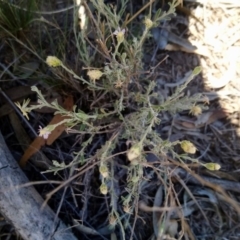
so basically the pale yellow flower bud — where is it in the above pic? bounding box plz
[127,143,142,161]
[46,56,62,67]
[117,32,124,43]
[100,183,108,195]
[204,162,221,171]
[144,18,153,29]
[87,70,103,81]
[189,105,202,116]
[181,140,197,154]
[99,165,109,178]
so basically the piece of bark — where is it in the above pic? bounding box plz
[9,111,52,169]
[0,131,77,240]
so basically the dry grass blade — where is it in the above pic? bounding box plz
[152,185,163,237]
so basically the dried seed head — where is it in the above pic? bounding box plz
[181,140,197,154]
[15,99,31,120]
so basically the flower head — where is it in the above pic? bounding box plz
[144,18,153,29]
[38,125,52,139]
[46,56,62,67]
[181,140,197,154]
[113,27,126,44]
[87,69,103,82]
[189,105,202,116]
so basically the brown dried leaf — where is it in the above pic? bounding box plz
[9,111,51,169]
[195,110,227,127]
[46,95,73,145]
[174,120,196,129]
[19,95,74,167]
[0,86,32,103]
